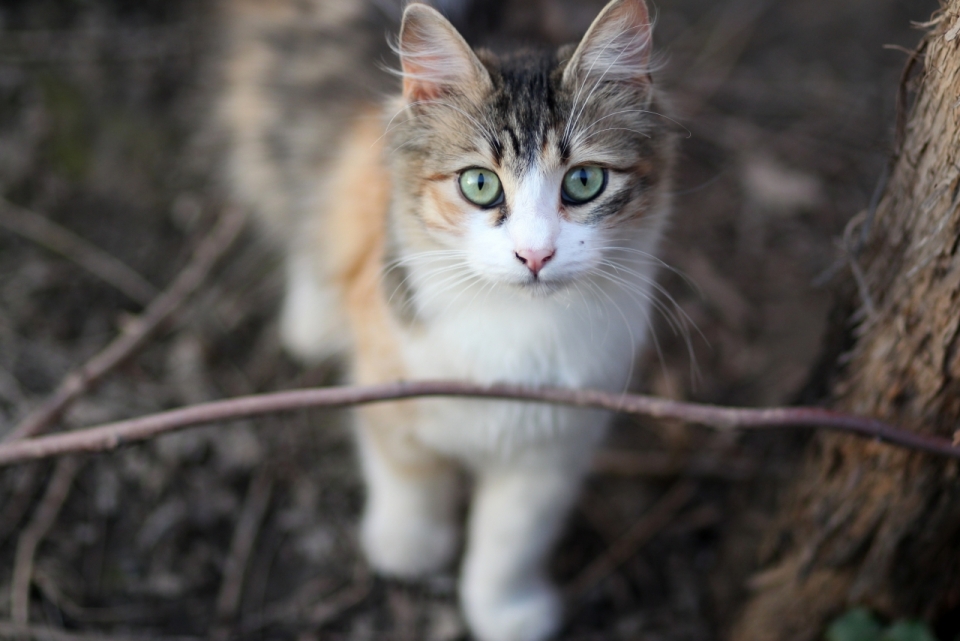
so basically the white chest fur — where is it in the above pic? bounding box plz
[395,261,655,465]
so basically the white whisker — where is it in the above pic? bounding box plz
[591,251,704,383]
[578,108,691,141]
[579,126,652,142]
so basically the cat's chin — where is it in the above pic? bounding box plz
[511,277,570,299]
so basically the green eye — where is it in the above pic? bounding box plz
[562,166,606,204]
[459,168,503,207]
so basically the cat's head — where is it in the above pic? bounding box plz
[386,0,676,297]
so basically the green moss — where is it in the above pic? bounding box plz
[825,609,940,641]
[880,621,938,641]
[826,609,883,641]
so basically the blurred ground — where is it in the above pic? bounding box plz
[0,0,939,639]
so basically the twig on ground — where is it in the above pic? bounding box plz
[574,496,650,609]
[565,481,697,601]
[239,524,284,631]
[0,464,41,546]
[214,469,274,629]
[31,567,156,625]
[0,380,956,467]
[387,586,417,641]
[0,363,27,407]
[304,578,373,627]
[592,449,758,480]
[240,575,373,633]
[3,207,246,443]
[11,456,83,624]
[668,503,724,534]
[0,620,201,641]
[577,495,625,545]
[0,197,157,305]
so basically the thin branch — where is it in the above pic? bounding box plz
[215,469,273,623]
[565,481,696,600]
[0,196,157,304]
[304,579,373,627]
[238,573,373,634]
[0,464,41,546]
[0,380,957,468]
[3,207,246,443]
[11,456,82,624]
[592,449,758,480]
[0,620,200,641]
[0,363,28,406]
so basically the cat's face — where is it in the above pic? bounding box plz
[388,0,674,296]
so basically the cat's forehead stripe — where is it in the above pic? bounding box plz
[490,136,504,166]
[485,49,565,175]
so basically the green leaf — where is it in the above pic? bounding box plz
[880,621,937,641]
[826,608,883,641]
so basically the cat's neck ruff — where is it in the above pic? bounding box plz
[387,212,665,392]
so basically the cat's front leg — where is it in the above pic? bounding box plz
[278,250,349,363]
[461,460,589,641]
[356,421,460,578]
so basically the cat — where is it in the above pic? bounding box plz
[220,1,676,639]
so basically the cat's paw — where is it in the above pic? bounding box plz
[461,579,562,641]
[360,510,458,579]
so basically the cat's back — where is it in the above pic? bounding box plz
[218,0,397,240]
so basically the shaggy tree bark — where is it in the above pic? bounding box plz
[732,3,960,639]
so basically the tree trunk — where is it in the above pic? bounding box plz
[733,3,960,639]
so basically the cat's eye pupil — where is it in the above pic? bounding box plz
[577,169,588,186]
[459,168,503,207]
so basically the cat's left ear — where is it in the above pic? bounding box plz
[563,0,654,89]
[398,3,491,103]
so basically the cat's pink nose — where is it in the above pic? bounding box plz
[515,248,555,276]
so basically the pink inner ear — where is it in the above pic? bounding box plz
[399,4,490,103]
[623,0,651,33]
[399,6,476,103]
[401,54,446,102]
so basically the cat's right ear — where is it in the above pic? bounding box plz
[398,3,490,103]
[563,0,654,90]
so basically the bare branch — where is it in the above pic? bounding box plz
[0,620,200,641]
[3,207,246,443]
[0,196,157,304]
[238,572,373,634]
[214,469,273,624]
[0,464,41,546]
[0,380,957,468]
[565,480,696,600]
[592,449,758,480]
[303,579,373,627]
[11,456,82,624]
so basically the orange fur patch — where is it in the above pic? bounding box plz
[421,183,465,234]
[324,108,431,465]
[322,111,401,380]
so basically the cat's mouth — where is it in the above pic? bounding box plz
[515,274,570,297]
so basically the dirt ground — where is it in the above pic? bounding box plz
[0,0,940,639]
